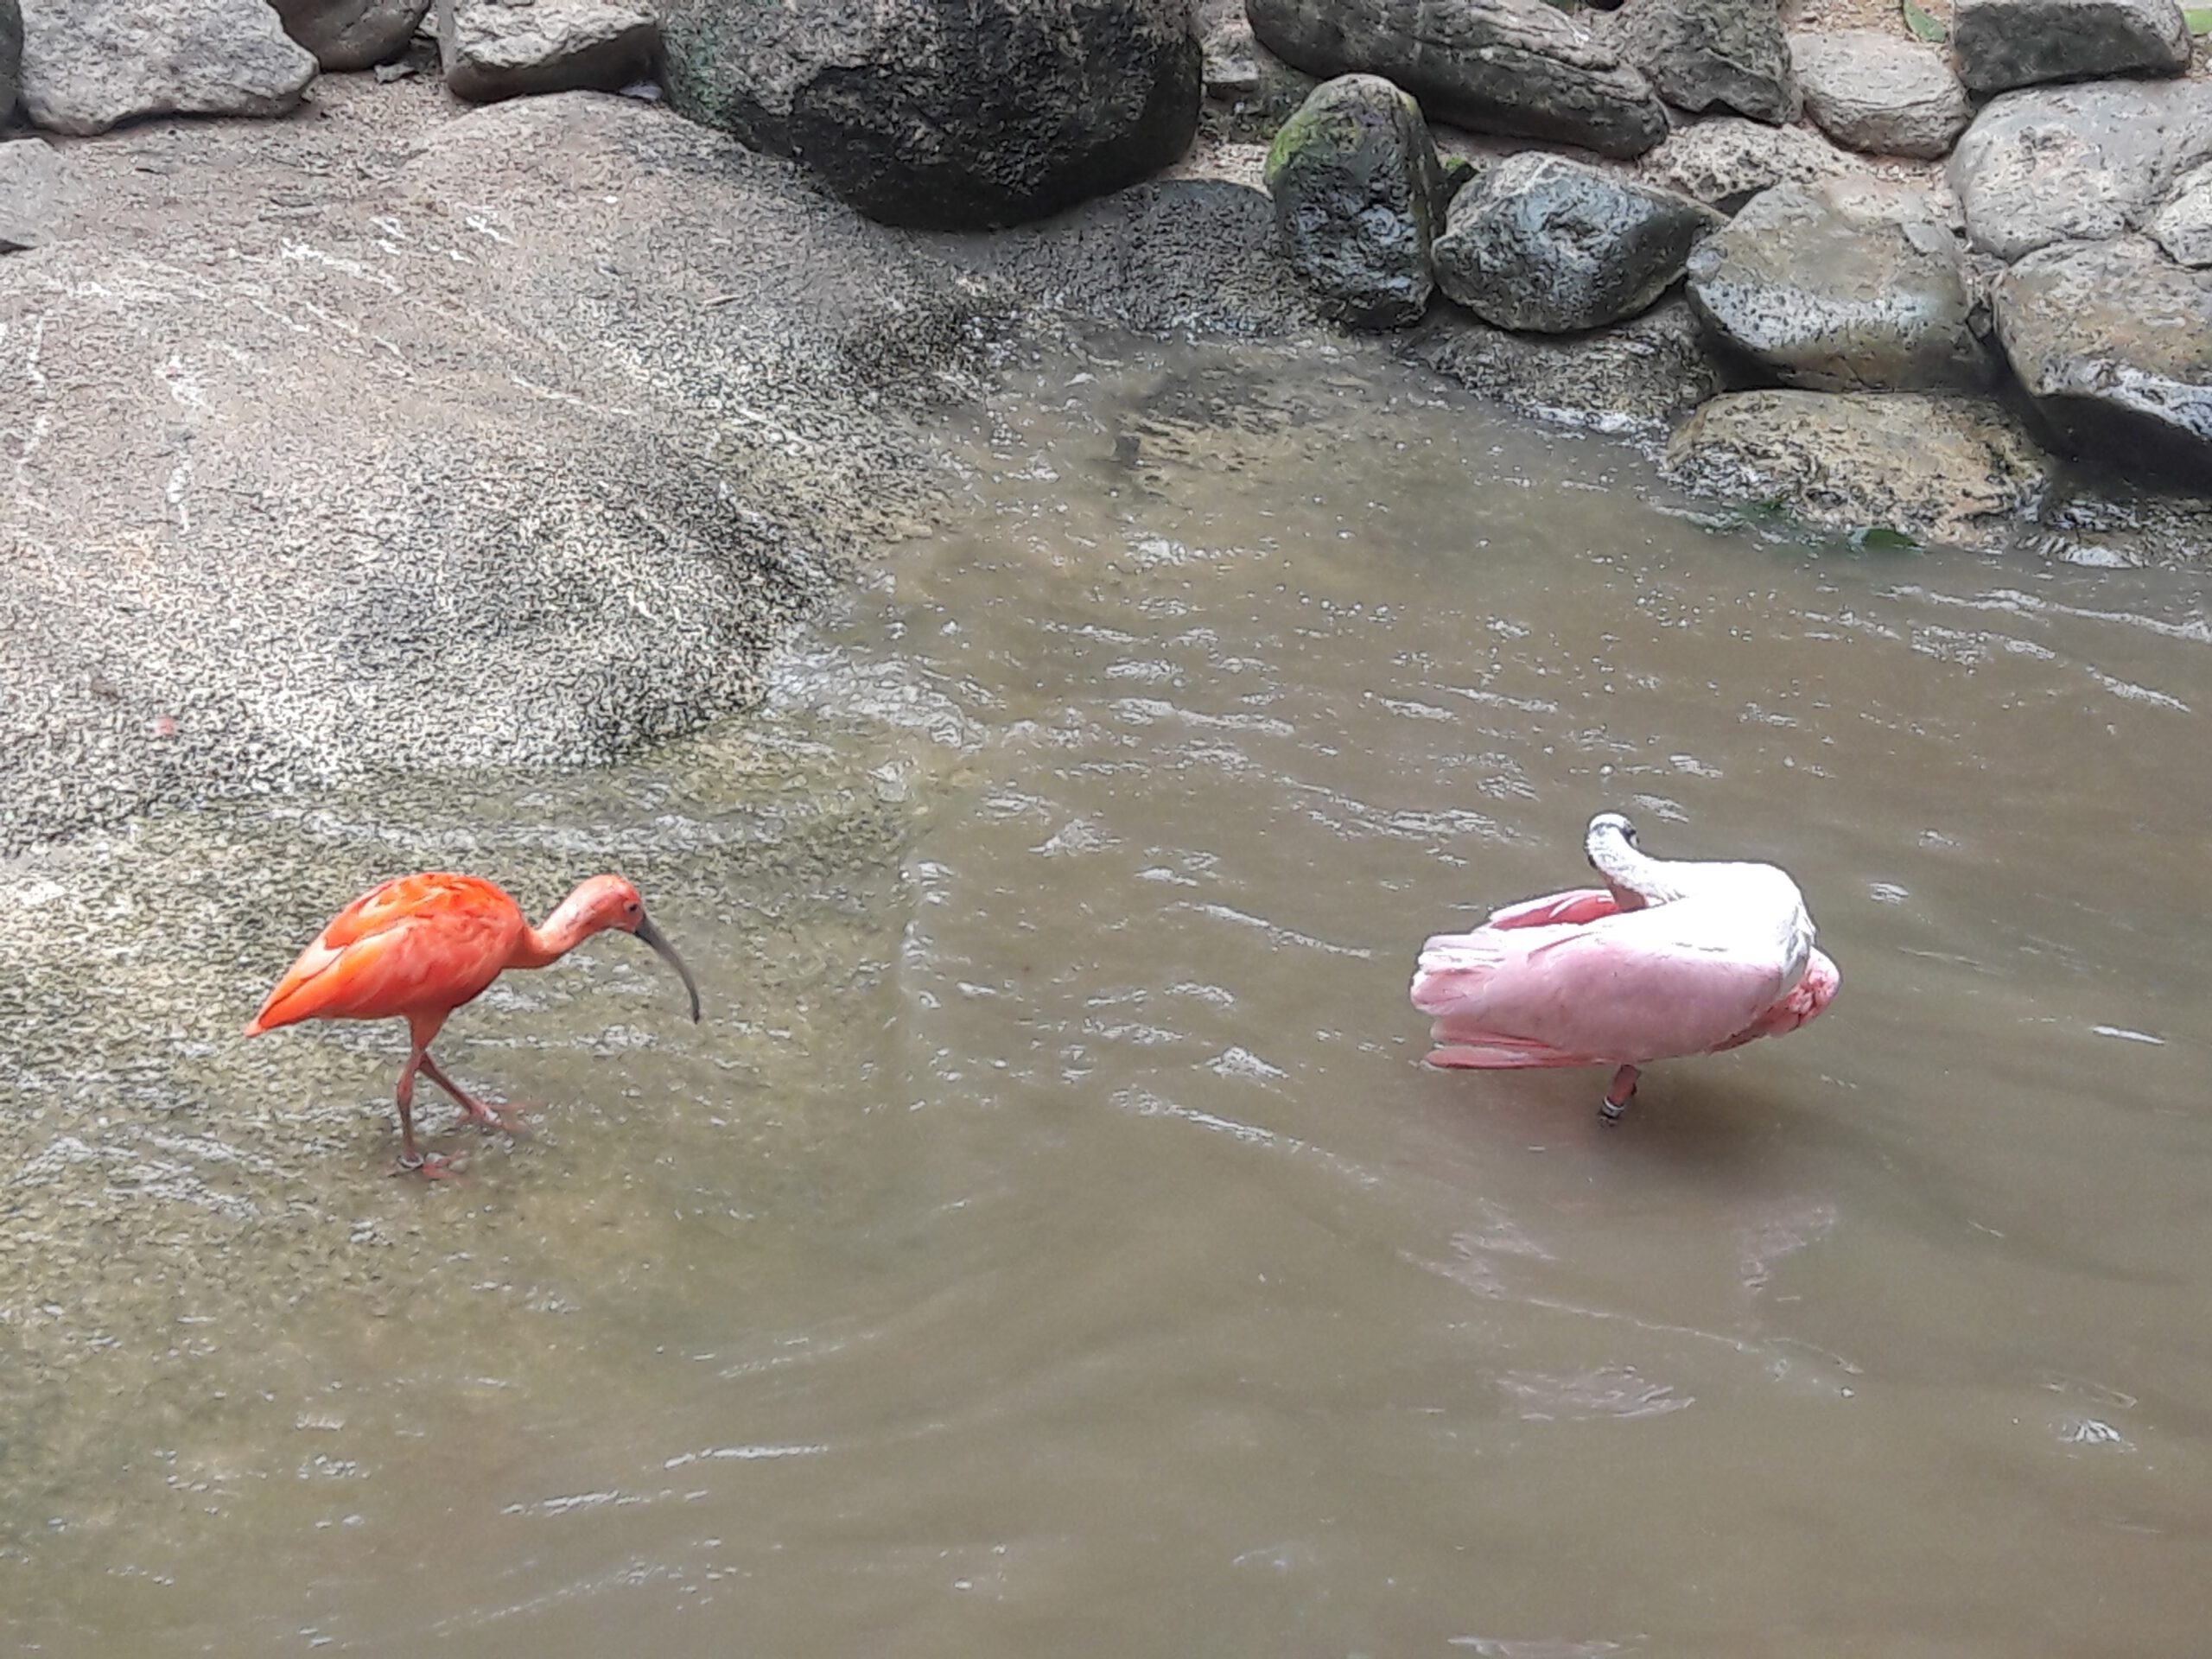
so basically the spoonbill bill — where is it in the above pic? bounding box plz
[1410,813,1838,1120]
[245,872,701,1174]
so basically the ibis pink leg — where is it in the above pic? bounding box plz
[1599,1064,1641,1124]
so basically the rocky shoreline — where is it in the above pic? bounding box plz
[3,0,2209,857]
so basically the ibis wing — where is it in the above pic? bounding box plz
[247,874,519,1032]
[1415,916,1789,1067]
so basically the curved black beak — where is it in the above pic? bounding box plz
[633,911,702,1023]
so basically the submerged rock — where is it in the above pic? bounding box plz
[1668,390,2054,547]
[1245,0,1669,158]
[1948,79,2212,259]
[16,0,318,135]
[1789,29,1970,159]
[1403,295,1726,431]
[435,0,657,102]
[1608,0,1799,124]
[1686,180,1990,392]
[1433,150,1723,333]
[269,0,430,70]
[1951,0,2191,95]
[1640,114,1864,212]
[658,0,1201,230]
[1262,73,1448,330]
[1995,237,2212,478]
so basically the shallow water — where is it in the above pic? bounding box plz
[4,338,2211,1656]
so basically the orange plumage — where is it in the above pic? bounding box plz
[245,871,702,1175]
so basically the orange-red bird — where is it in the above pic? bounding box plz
[245,872,702,1175]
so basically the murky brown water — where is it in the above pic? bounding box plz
[5,338,2211,1656]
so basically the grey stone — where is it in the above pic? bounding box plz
[1244,0,1669,158]
[2,0,19,124]
[1667,390,2054,547]
[1686,179,1990,392]
[1433,149,1723,333]
[919,175,1324,338]
[435,0,655,101]
[1952,0,2190,94]
[1948,79,2212,259]
[1789,29,1970,159]
[1262,73,1447,330]
[1639,113,1864,212]
[0,137,64,251]
[2150,161,2212,268]
[16,0,317,135]
[1198,3,1317,142]
[1995,237,2212,478]
[0,92,1011,853]
[658,0,1201,231]
[268,0,431,70]
[1402,294,1725,432]
[1609,0,1799,124]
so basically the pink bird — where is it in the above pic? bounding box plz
[1410,812,1839,1121]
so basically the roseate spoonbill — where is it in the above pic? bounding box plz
[244,872,702,1174]
[1410,812,1839,1122]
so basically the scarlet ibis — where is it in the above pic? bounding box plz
[245,872,701,1174]
[1410,812,1839,1121]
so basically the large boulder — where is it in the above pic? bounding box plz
[16,0,318,135]
[1433,150,1722,333]
[1686,179,1991,392]
[1244,0,1669,158]
[1640,113,1864,212]
[1948,79,2212,259]
[2,0,19,123]
[2151,161,2212,268]
[657,0,1201,230]
[1995,237,2212,478]
[1788,29,1970,159]
[1402,296,1725,432]
[1951,0,2191,95]
[1667,390,2054,547]
[1607,0,1799,125]
[1262,73,1448,330]
[0,91,1009,854]
[268,0,430,70]
[435,0,657,101]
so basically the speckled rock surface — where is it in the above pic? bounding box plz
[1433,149,1724,332]
[0,86,1007,855]
[2150,161,2212,267]
[1402,294,1726,433]
[1607,0,1800,124]
[1639,113,1865,211]
[16,0,318,135]
[1995,236,2212,477]
[1245,0,1669,157]
[0,136,64,250]
[1789,29,1970,158]
[1686,179,1992,391]
[269,0,430,70]
[1262,73,1448,329]
[1951,0,2191,94]
[435,0,656,100]
[1948,79,2212,259]
[1667,388,2055,546]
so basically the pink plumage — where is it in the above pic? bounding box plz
[1410,813,1840,1120]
